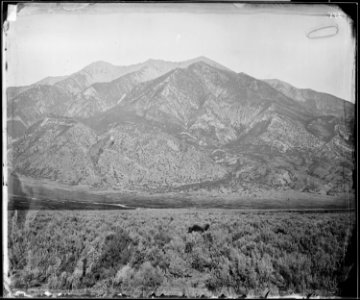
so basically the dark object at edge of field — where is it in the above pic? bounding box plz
[188,224,210,233]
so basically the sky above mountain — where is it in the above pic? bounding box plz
[5,3,355,102]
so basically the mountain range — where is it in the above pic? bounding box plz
[6,57,355,199]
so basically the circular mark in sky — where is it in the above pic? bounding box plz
[307,24,339,39]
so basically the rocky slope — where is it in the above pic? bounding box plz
[265,79,354,121]
[11,117,99,186]
[9,116,227,191]
[7,58,355,197]
[7,85,73,128]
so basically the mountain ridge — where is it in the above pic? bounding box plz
[8,56,353,105]
[264,78,353,103]
[7,57,355,199]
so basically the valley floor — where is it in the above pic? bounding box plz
[6,209,356,298]
[7,175,355,210]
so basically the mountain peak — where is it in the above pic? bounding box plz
[193,55,211,61]
[186,56,232,71]
[188,60,212,68]
[88,60,114,66]
[185,60,230,77]
[81,60,116,72]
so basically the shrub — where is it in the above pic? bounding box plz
[7,210,354,298]
[122,262,164,297]
[185,242,193,254]
[90,229,133,281]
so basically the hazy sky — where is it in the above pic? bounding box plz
[4,3,355,102]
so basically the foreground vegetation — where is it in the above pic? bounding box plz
[8,209,355,298]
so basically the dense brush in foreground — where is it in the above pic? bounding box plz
[8,209,355,298]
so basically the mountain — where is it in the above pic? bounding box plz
[65,56,233,118]
[264,79,354,122]
[6,61,132,138]
[7,58,355,198]
[82,61,354,195]
[51,56,231,97]
[94,62,314,145]
[66,61,181,118]
[6,56,232,127]
[6,61,152,138]
[52,61,133,96]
